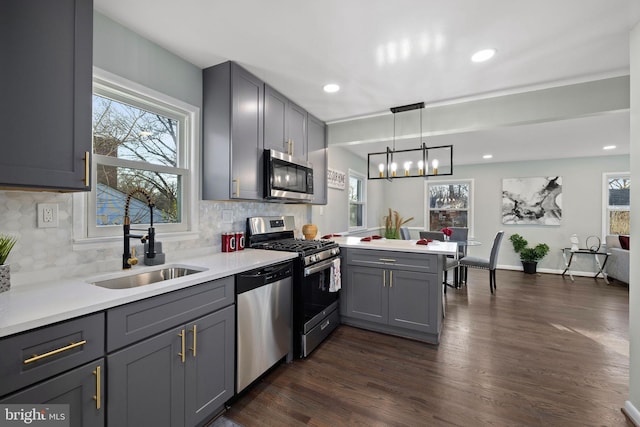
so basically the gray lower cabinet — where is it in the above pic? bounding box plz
[106,277,235,427]
[107,306,235,427]
[0,359,105,427]
[0,313,105,425]
[203,61,264,200]
[341,248,443,343]
[307,113,327,205]
[0,0,92,191]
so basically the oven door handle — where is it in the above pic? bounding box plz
[304,258,337,276]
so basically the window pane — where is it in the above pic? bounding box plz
[349,177,362,202]
[429,184,468,209]
[350,203,363,227]
[608,178,630,206]
[609,211,630,235]
[93,95,178,167]
[429,210,468,229]
[96,164,181,225]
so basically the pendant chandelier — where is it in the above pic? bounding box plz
[367,102,453,180]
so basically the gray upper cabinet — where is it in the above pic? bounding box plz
[0,0,93,191]
[264,85,307,160]
[307,113,328,205]
[203,62,264,200]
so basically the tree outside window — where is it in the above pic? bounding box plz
[84,73,195,239]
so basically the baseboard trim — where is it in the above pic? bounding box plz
[623,401,640,426]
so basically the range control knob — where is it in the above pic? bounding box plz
[331,248,339,255]
[309,254,317,263]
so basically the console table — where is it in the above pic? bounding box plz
[561,248,611,284]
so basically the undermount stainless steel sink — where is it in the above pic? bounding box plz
[91,265,207,289]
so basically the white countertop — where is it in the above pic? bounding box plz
[0,249,297,338]
[333,236,458,256]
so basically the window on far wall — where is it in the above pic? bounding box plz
[603,173,630,236]
[348,170,366,229]
[85,72,197,238]
[425,180,473,232]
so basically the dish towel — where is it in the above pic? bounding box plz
[329,258,341,292]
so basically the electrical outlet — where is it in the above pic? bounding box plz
[37,203,58,228]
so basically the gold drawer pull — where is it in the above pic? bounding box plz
[379,258,396,262]
[390,270,393,288]
[23,340,87,365]
[178,330,186,363]
[190,324,197,358]
[92,365,101,410]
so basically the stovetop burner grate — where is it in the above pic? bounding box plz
[253,238,337,254]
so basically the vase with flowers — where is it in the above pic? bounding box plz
[383,208,414,239]
[441,227,453,241]
[0,234,17,293]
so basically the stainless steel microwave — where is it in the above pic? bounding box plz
[264,149,314,201]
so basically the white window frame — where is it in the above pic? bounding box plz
[73,67,200,245]
[348,169,367,231]
[424,179,474,236]
[602,171,630,239]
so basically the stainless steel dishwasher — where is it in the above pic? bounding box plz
[236,261,292,393]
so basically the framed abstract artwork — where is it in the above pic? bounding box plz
[502,176,562,225]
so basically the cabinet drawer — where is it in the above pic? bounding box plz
[0,313,104,397]
[107,276,234,352]
[346,249,438,273]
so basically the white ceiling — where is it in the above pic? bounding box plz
[94,0,639,164]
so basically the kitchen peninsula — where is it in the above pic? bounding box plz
[334,237,457,344]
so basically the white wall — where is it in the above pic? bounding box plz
[625,19,640,423]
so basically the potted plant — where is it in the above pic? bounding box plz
[509,233,549,274]
[0,234,17,293]
[383,208,413,239]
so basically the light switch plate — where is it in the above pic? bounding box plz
[37,203,58,228]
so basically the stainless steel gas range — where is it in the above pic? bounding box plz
[247,216,341,358]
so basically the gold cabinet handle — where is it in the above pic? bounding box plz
[92,365,101,410]
[383,270,386,287]
[23,340,87,364]
[178,330,186,363]
[83,151,90,186]
[190,324,197,358]
[232,178,240,197]
[390,270,393,288]
[379,258,396,263]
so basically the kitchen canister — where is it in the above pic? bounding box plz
[221,232,236,252]
[235,231,245,250]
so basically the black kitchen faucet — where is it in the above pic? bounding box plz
[122,188,156,269]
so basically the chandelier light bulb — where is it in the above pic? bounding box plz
[378,163,385,177]
[391,162,397,177]
[403,161,412,176]
[432,159,439,175]
[417,160,424,175]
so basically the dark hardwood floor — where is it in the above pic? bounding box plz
[224,269,631,426]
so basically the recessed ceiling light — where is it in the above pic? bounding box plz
[603,145,616,150]
[471,48,496,63]
[323,83,340,93]
[483,154,493,159]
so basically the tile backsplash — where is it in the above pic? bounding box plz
[0,191,308,286]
